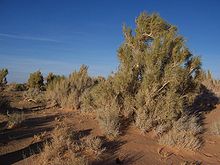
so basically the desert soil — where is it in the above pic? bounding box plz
[1,91,220,165]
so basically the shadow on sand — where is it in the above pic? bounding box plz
[0,114,57,144]
[0,138,52,165]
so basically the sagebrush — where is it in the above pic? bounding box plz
[86,12,203,149]
[46,65,95,110]
[27,70,44,90]
[37,123,104,165]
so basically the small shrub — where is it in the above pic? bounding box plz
[6,83,27,92]
[91,79,121,138]
[80,76,105,112]
[46,65,94,110]
[23,88,45,103]
[202,70,220,99]
[154,123,172,136]
[7,112,25,129]
[46,72,65,87]
[80,90,95,112]
[38,123,105,165]
[83,136,105,157]
[27,70,44,90]
[158,115,203,150]
[135,110,155,133]
[97,106,120,139]
[38,125,88,165]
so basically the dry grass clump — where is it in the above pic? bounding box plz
[5,83,27,92]
[96,107,120,139]
[210,119,220,135]
[79,76,105,113]
[38,125,88,165]
[46,65,94,110]
[83,136,105,157]
[38,124,105,165]
[7,112,25,129]
[202,70,220,98]
[23,88,45,103]
[80,90,96,112]
[45,72,65,87]
[158,115,203,150]
[90,80,121,139]
[135,112,155,133]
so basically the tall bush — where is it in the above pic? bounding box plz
[93,12,203,148]
[27,70,44,89]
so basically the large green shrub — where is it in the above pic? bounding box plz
[92,12,203,148]
[118,13,202,127]
[27,70,44,89]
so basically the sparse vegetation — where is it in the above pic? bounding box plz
[46,72,65,87]
[37,123,105,165]
[202,70,220,98]
[158,115,203,150]
[38,125,88,165]
[96,105,120,138]
[1,10,220,165]
[6,83,27,92]
[0,92,9,112]
[7,112,25,129]
[83,136,105,157]
[46,65,94,109]
[23,88,45,103]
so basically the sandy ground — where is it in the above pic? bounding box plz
[1,92,220,165]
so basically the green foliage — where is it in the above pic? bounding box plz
[46,72,65,87]
[118,13,202,127]
[0,68,8,86]
[46,65,94,110]
[92,79,121,138]
[27,70,44,89]
[90,12,203,148]
[6,83,27,92]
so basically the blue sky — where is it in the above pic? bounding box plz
[0,0,219,82]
